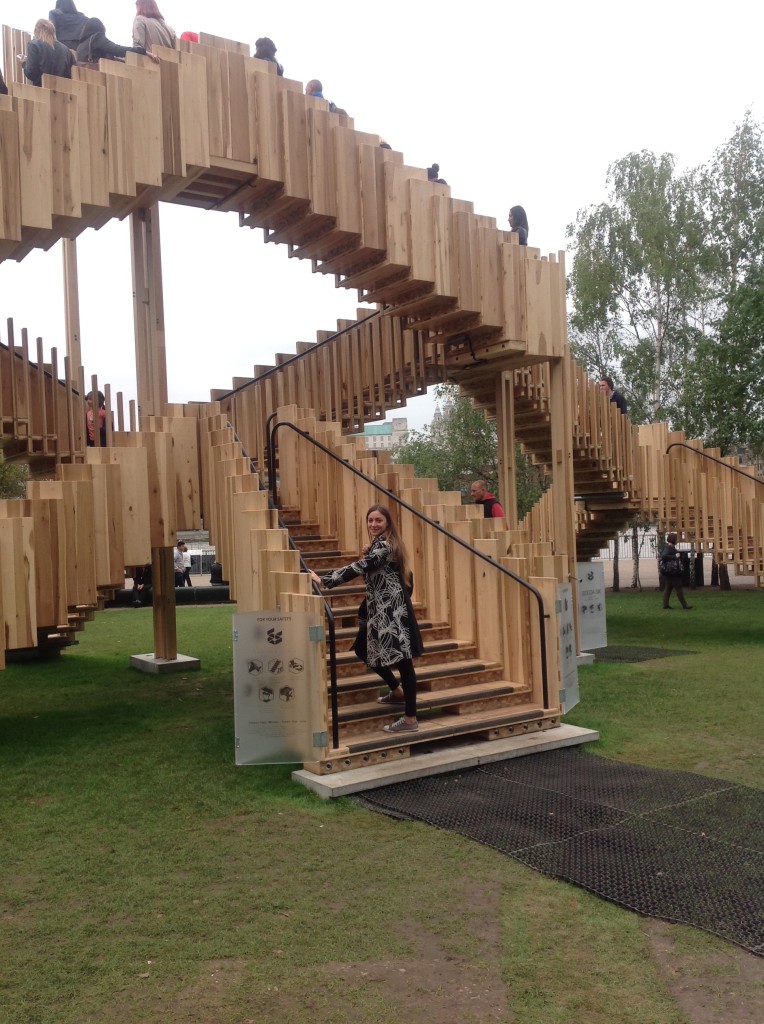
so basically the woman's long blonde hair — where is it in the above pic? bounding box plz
[366,504,412,587]
[33,19,57,46]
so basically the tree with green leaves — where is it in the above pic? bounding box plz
[392,385,546,519]
[567,149,711,426]
[698,110,764,294]
[680,270,764,455]
[0,453,28,499]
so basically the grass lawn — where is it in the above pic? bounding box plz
[1,590,762,1024]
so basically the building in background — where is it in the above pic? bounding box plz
[353,417,408,451]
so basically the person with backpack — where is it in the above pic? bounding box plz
[659,532,692,610]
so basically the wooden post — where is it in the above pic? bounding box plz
[62,239,82,386]
[496,369,517,527]
[131,204,168,426]
[151,546,177,660]
[548,351,578,585]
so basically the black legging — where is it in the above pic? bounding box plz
[373,659,417,717]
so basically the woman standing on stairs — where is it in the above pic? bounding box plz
[310,504,423,734]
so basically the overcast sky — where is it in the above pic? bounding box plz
[1,1,761,428]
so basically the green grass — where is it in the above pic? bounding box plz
[1,592,762,1023]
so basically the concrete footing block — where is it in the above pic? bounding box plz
[130,653,201,674]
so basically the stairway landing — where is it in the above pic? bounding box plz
[292,724,599,798]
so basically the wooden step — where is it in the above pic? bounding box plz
[334,680,530,735]
[303,705,560,775]
[292,537,341,554]
[333,658,509,705]
[334,638,477,678]
[332,619,449,651]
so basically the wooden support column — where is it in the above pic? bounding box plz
[496,370,517,527]
[151,546,177,660]
[548,350,578,586]
[62,239,82,385]
[131,204,168,426]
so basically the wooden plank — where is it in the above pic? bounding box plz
[12,86,53,231]
[0,516,36,649]
[0,103,22,249]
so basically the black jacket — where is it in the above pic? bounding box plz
[24,38,75,86]
[76,18,148,62]
[49,0,89,50]
[0,68,7,95]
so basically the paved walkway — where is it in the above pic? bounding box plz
[594,557,756,590]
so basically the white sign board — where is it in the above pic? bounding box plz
[576,561,607,651]
[233,611,322,765]
[557,583,579,713]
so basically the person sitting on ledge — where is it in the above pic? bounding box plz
[48,0,88,51]
[306,79,347,115]
[508,205,529,245]
[254,37,283,75]
[76,17,159,65]
[133,0,177,52]
[22,19,75,87]
[427,163,447,184]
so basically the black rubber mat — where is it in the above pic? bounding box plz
[356,749,764,955]
[593,646,696,663]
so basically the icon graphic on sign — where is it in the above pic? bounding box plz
[268,658,283,674]
[247,659,264,674]
[267,629,283,645]
[288,658,304,673]
[279,686,295,702]
[259,686,274,702]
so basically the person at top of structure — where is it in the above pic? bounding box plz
[310,504,423,734]
[22,19,75,86]
[599,376,628,414]
[133,0,177,52]
[76,17,159,64]
[508,205,529,245]
[305,78,347,115]
[85,390,107,447]
[0,67,8,95]
[254,37,283,75]
[48,0,88,51]
[470,480,505,518]
[427,163,447,184]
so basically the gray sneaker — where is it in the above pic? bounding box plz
[383,717,419,734]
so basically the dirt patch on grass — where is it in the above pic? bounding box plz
[324,876,509,1024]
[645,919,764,1024]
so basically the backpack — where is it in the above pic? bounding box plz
[659,554,683,577]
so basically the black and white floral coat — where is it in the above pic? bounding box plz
[320,538,423,668]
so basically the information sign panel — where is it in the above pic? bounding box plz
[233,611,320,765]
[576,561,607,651]
[557,583,579,713]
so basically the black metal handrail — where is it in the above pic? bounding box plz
[267,418,551,714]
[666,442,764,488]
[215,307,385,402]
[225,419,341,748]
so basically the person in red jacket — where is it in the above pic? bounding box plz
[471,480,505,518]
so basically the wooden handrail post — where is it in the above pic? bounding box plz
[151,546,177,660]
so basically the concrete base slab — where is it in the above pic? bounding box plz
[577,652,596,666]
[292,724,600,799]
[130,653,201,675]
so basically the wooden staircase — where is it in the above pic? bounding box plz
[254,422,563,774]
